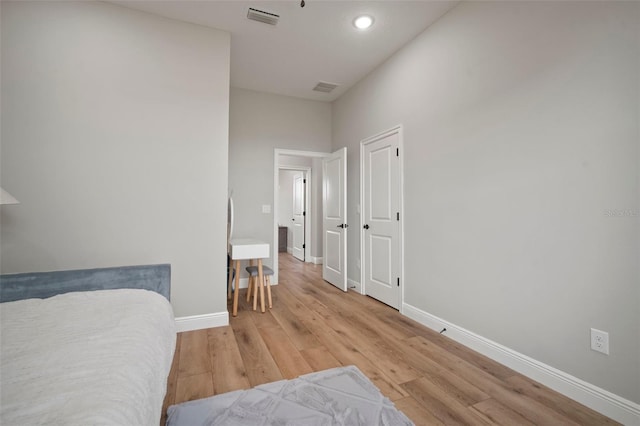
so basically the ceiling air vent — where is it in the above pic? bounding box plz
[247,8,280,26]
[313,81,339,93]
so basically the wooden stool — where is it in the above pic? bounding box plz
[245,265,273,311]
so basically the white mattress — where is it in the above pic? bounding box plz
[1,289,176,425]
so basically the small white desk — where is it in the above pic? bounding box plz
[228,239,270,317]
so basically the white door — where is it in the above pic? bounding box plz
[292,172,306,261]
[322,148,347,291]
[362,129,401,309]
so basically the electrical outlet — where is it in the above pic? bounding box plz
[262,204,271,214]
[590,328,609,355]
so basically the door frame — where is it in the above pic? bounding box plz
[273,149,331,285]
[280,167,310,261]
[359,125,405,313]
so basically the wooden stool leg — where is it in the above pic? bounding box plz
[266,275,272,309]
[252,273,259,311]
[246,275,253,302]
[257,260,266,313]
[246,259,256,303]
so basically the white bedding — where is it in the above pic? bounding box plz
[1,289,176,425]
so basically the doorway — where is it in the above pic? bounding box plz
[273,149,328,286]
[278,168,309,262]
[273,148,348,290]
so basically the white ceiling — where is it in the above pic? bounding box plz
[111,1,458,102]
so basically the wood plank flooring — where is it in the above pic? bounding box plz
[162,254,618,425]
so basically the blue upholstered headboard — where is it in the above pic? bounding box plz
[0,264,171,303]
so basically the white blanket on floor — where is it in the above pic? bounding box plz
[167,365,414,426]
[1,289,176,425]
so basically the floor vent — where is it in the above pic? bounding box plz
[313,81,339,93]
[247,8,280,26]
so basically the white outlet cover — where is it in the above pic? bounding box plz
[262,204,271,214]
[590,328,609,355]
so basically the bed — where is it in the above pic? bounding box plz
[0,264,176,425]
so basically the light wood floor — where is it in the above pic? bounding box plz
[162,253,618,425]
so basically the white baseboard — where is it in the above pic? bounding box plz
[402,303,640,425]
[175,311,229,332]
[281,248,322,264]
[348,278,361,293]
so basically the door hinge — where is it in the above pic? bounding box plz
[397,277,400,287]
[303,211,306,216]
[303,243,305,249]
[396,148,399,157]
[397,212,399,221]
[303,179,306,184]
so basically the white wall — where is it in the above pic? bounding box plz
[311,157,324,260]
[333,1,639,404]
[0,1,230,318]
[229,88,331,278]
[279,155,313,169]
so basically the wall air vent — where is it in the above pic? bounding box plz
[313,81,339,93]
[247,8,280,25]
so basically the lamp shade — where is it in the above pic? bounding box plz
[0,188,20,205]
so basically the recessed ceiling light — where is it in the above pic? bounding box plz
[353,15,373,30]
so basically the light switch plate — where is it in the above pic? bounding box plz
[262,204,271,214]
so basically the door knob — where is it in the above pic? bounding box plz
[363,224,370,229]
[337,224,344,228]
